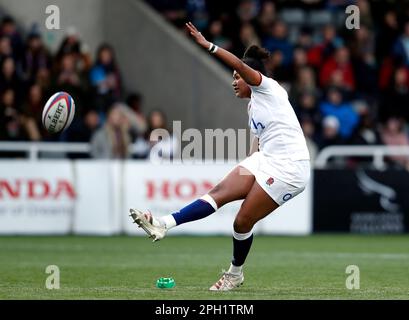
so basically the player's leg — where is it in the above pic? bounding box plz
[130,165,255,241]
[167,165,255,226]
[210,181,279,291]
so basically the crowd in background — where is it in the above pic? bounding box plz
[149,0,409,168]
[1,0,409,168]
[0,14,174,159]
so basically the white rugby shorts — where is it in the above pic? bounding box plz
[238,152,310,206]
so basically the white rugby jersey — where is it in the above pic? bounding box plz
[248,74,310,162]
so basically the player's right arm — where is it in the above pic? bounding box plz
[186,22,261,86]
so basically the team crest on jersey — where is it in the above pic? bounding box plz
[266,177,274,186]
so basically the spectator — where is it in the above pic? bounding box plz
[319,115,344,150]
[89,44,122,114]
[348,25,377,95]
[52,53,87,117]
[263,20,293,66]
[146,109,179,162]
[207,20,233,51]
[22,29,52,83]
[55,53,83,88]
[264,49,289,82]
[126,93,148,137]
[294,91,321,128]
[0,56,24,99]
[256,1,276,39]
[0,16,23,62]
[36,67,51,90]
[55,26,92,72]
[357,0,373,29]
[238,23,261,54]
[392,20,409,67]
[90,105,131,159]
[22,83,45,136]
[66,109,100,143]
[187,0,209,31]
[236,0,259,24]
[288,46,309,80]
[320,87,359,139]
[380,66,409,122]
[379,117,409,169]
[375,11,399,63]
[320,46,355,91]
[349,101,381,146]
[296,26,313,51]
[0,36,13,65]
[289,66,320,105]
[126,93,149,158]
[300,115,319,162]
[0,88,39,141]
[307,24,342,69]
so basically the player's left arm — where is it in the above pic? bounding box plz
[186,22,261,86]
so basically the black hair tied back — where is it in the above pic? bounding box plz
[242,45,270,75]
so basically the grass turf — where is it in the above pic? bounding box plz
[0,235,408,299]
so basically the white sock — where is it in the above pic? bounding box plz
[160,215,177,229]
[228,263,242,275]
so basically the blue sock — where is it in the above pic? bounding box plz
[172,196,217,226]
[232,231,253,267]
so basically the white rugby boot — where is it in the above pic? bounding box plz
[209,270,244,291]
[129,208,167,242]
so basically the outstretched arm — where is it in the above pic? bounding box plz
[186,22,261,86]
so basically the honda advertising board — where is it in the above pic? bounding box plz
[0,161,312,235]
[123,162,312,235]
[0,161,75,234]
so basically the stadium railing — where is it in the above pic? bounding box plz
[2,142,409,169]
[0,142,91,160]
[315,145,409,169]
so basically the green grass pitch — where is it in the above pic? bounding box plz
[0,235,408,299]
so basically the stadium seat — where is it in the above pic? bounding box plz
[280,9,306,26]
[307,10,333,27]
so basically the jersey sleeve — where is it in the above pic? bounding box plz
[249,73,272,94]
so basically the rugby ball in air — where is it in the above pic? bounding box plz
[42,92,75,133]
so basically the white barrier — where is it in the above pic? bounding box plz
[124,162,312,235]
[0,161,75,234]
[0,160,312,235]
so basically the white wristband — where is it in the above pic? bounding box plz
[208,43,218,54]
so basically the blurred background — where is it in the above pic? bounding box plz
[0,0,408,236]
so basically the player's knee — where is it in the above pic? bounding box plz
[233,215,254,233]
[208,184,221,197]
[208,184,226,207]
